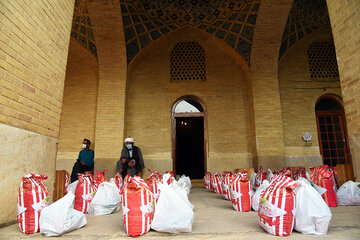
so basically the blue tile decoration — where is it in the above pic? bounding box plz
[221,22,232,30]
[236,38,251,62]
[241,25,254,41]
[246,14,257,25]
[150,30,161,40]
[135,24,146,34]
[231,23,242,34]
[123,15,132,26]
[71,0,97,59]
[124,27,136,42]
[120,0,261,64]
[126,39,139,64]
[224,33,237,48]
[215,30,226,39]
[279,0,331,59]
[139,34,151,49]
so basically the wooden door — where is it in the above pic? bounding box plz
[316,111,354,185]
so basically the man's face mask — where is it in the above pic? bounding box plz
[82,143,87,149]
[126,144,133,150]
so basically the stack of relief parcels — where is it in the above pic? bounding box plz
[121,171,194,237]
[204,165,336,236]
[17,173,87,236]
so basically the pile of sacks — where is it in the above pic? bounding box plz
[122,171,193,237]
[17,169,193,238]
[204,165,360,237]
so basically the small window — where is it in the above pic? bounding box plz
[307,41,339,81]
[174,99,204,113]
[170,42,206,82]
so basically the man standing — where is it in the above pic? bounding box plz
[116,137,145,178]
[70,138,94,182]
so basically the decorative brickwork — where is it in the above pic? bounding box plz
[71,0,98,58]
[279,0,330,59]
[170,42,206,82]
[307,41,339,82]
[120,0,260,64]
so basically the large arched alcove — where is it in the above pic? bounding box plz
[124,26,253,177]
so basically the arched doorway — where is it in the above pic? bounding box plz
[315,95,354,184]
[172,96,206,179]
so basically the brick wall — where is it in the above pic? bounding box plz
[86,0,128,178]
[0,0,74,137]
[250,0,293,169]
[279,26,342,168]
[56,39,99,172]
[0,0,74,225]
[327,0,360,179]
[125,26,253,175]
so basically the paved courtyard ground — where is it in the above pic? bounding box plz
[1,186,359,239]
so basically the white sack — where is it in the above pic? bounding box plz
[181,175,192,189]
[294,179,332,235]
[250,172,257,190]
[88,181,121,215]
[251,180,269,211]
[66,180,78,194]
[176,177,191,195]
[337,181,360,206]
[296,177,311,186]
[267,169,273,182]
[40,192,86,236]
[151,174,194,233]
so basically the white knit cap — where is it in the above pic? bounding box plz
[124,137,134,143]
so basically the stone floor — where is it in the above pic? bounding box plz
[1,187,360,239]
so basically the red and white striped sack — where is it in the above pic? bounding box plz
[255,167,267,188]
[310,165,337,207]
[114,172,123,190]
[17,174,49,234]
[258,175,298,237]
[204,172,211,190]
[211,173,222,194]
[74,174,97,214]
[64,171,71,190]
[145,177,160,201]
[293,168,306,180]
[230,172,251,212]
[148,169,162,179]
[94,169,108,188]
[121,177,154,237]
[222,172,234,200]
[279,167,292,178]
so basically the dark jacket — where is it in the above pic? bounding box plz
[116,146,145,178]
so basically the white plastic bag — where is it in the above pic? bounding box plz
[40,192,86,236]
[337,181,360,206]
[296,177,311,186]
[88,181,121,215]
[294,179,332,235]
[66,180,78,193]
[251,180,269,211]
[250,172,257,190]
[176,177,191,195]
[151,174,194,233]
[180,175,191,190]
[266,169,273,182]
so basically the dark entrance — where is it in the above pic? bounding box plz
[175,117,204,179]
[172,97,207,179]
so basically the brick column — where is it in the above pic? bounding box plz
[87,0,128,177]
[327,0,360,179]
[250,0,293,169]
